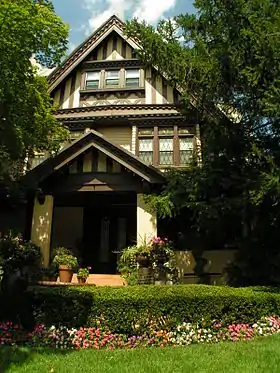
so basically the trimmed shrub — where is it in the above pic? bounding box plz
[20,285,280,335]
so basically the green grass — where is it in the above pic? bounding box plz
[2,336,280,373]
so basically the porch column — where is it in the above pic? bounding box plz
[31,195,54,267]
[137,194,157,245]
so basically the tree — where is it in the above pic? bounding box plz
[0,0,69,185]
[125,0,280,285]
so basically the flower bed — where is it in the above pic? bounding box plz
[1,316,280,349]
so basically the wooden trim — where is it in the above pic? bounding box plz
[54,143,93,171]
[135,127,139,157]
[162,80,168,103]
[81,71,86,90]
[106,157,113,172]
[153,126,159,166]
[77,155,83,173]
[59,82,66,108]
[113,35,117,51]
[69,72,77,108]
[151,76,157,104]
[103,41,108,59]
[122,40,126,58]
[174,125,180,166]
[91,148,98,172]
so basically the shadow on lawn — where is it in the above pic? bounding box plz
[0,346,71,373]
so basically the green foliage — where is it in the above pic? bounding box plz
[52,247,78,270]
[77,268,90,280]
[125,1,280,285]
[0,0,69,184]
[13,285,280,335]
[0,232,42,272]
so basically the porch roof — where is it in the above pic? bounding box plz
[25,130,166,185]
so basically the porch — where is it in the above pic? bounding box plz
[27,130,164,272]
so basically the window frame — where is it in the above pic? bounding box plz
[137,125,195,167]
[105,69,120,87]
[125,68,140,87]
[85,71,100,90]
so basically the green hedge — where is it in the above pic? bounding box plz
[24,285,280,334]
[2,285,280,334]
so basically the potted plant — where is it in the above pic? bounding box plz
[53,247,78,283]
[46,262,59,281]
[77,267,90,284]
[136,245,152,268]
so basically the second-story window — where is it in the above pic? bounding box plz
[125,69,140,87]
[137,126,195,167]
[158,127,174,165]
[105,70,120,86]
[85,71,100,89]
[138,128,154,165]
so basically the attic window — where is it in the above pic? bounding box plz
[105,70,120,86]
[125,69,140,87]
[86,71,100,89]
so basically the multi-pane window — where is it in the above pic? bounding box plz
[105,70,120,86]
[137,126,195,167]
[158,127,174,165]
[138,128,154,165]
[85,71,100,89]
[139,138,153,164]
[180,137,193,164]
[125,69,140,87]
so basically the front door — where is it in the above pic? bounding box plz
[83,206,136,273]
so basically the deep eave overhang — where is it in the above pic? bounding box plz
[24,130,166,186]
[54,104,183,120]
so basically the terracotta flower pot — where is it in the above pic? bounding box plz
[77,277,86,284]
[59,265,73,283]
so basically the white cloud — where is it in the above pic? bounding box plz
[82,0,177,35]
[133,0,176,24]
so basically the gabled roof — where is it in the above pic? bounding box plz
[48,15,139,92]
[25,130,166,185]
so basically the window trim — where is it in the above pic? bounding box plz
[137,125,195,167]
[105,69,120,87]
[85,71,100,90]
[125,68,140,87]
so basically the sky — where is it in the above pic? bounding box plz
[52,0,196,52]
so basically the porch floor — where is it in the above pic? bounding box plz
[37,274,124,287]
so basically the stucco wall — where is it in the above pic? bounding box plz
[175,250,237,284]
[31,195,53,267]
[137,194,157,245]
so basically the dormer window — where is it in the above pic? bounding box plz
[105,70,120,86]
[85,71,100,89]
[125,69,140,87]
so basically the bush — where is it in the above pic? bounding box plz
[18,285,280,335]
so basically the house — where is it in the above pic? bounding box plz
[20,15,201,274]
[11,15,234,280]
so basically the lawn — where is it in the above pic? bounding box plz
[1,335,280,373]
